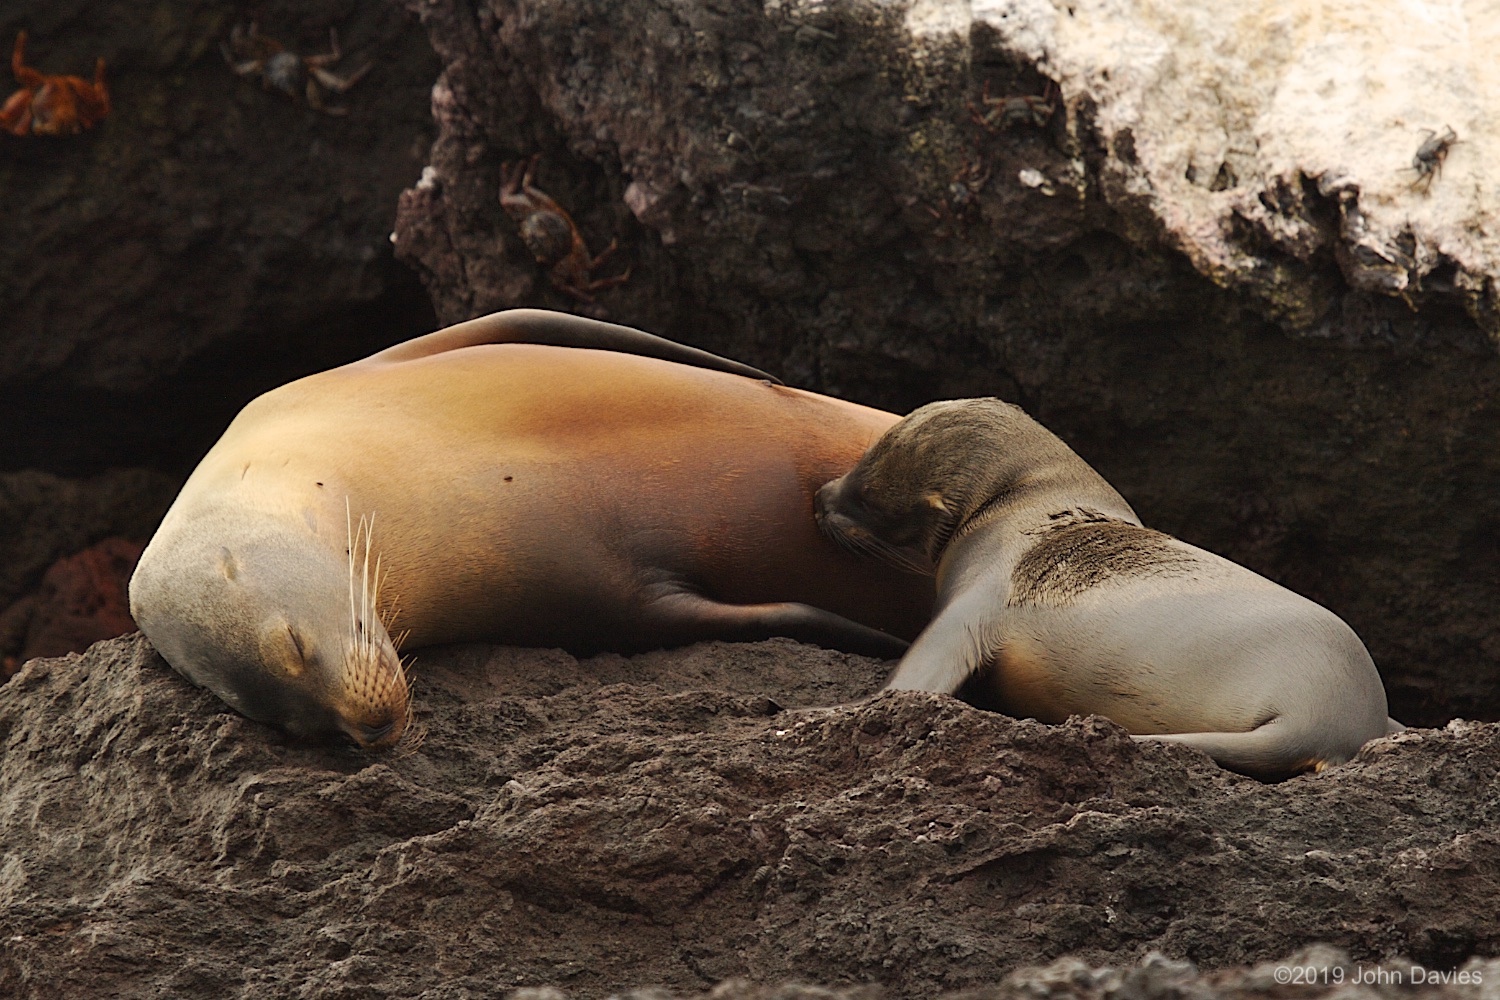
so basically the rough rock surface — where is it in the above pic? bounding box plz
[511,946,1498,1000]
[393,0,1500,727]
[966,0,1500,334]
[3,635,1499,998]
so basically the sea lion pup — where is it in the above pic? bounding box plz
[814,397,1401,780]
[130,309,934,750]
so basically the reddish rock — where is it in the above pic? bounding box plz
[1,537,143,677]
[0,596,35,679]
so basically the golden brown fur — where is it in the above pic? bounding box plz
[131,310,934,749]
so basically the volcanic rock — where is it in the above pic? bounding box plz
[1,635,1498,997]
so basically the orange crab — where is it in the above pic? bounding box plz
[0,31,110,136]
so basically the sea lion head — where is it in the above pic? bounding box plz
[129,507,409,749]
[816,398,1041,572]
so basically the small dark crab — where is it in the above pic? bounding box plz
[968,79,1057,133]
[221,23,371,114]
[923,157,992,238]
[1408,125,1458,192]
[500,154,631,303]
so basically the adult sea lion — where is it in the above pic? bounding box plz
[814,397,1400,780]
[129,310,934,750]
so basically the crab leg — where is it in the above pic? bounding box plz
[309,62,371,94]
[11,31,44,88]
[0,88,31,135]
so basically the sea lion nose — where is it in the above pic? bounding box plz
[348,719,396,748]
[813,483,832,523]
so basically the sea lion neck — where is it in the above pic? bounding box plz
[929,462,1070,565]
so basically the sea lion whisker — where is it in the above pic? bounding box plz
[823,521,869,558]
[368,550,382,661]
[346,498,359,656]
[393,721,427,757]
[841,528,887,564]
[344,507,407,699]
[827,521,889,565]
[389,655,424,757]
[360,514,374,658]
[880,540,935,576]
[380,590,403,633]
[346,503,381,667]
[841,528,931,576]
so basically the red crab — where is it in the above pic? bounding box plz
[0,31,110,136]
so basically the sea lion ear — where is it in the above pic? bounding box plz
[923,492,949,513]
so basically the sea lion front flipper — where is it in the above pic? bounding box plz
[647,591,908,659]
[362,308,781,383]
[881,592,997,695]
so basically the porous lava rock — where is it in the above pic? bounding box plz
[1,635,1498,998]
[392,0,1500,727]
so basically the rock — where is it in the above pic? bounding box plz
[0,468,175,610]
[966,1,1500,336]
[0,597,36,679]
[392,0,1500,727]
[2,635,1499,997]
[539,948,1500,999]
[1,537,144,676]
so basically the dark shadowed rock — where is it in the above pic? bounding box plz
[2,635,1497,997]
[0,468,175,609]
[0,0,439,475]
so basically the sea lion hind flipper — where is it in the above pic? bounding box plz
[364,308,781,383]
[648,592,907,659]
[1133,719,1368,781]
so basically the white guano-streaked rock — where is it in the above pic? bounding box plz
[910,0,1500,336]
